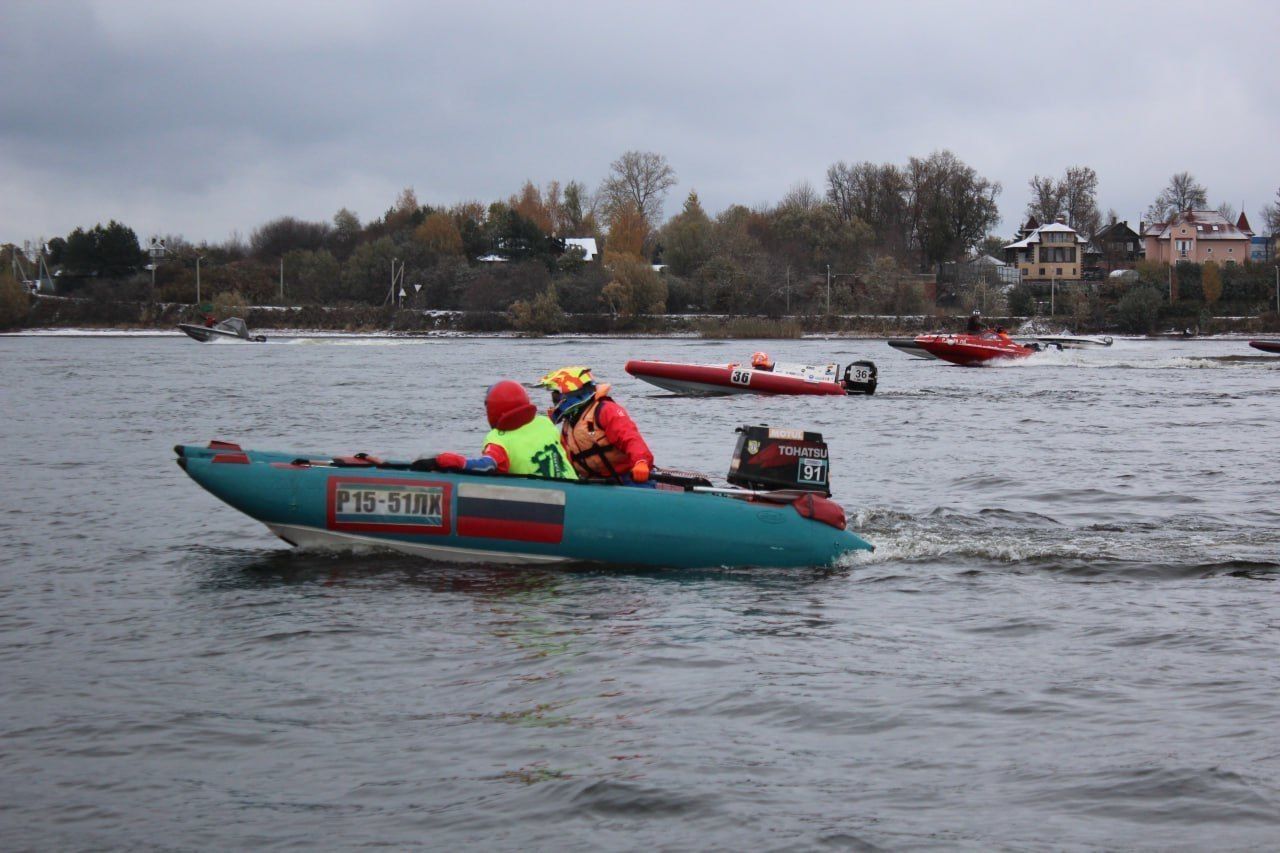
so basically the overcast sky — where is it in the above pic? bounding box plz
[3,0,1278,248]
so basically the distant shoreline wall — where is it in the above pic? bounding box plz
[12,295,1280,336]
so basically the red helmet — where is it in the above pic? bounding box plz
[485,380,537,431]
[751,351,773,369]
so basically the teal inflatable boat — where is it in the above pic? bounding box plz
[175,441,872,569]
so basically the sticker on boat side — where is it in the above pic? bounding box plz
[730,368,752,386]
[456,482,566,544]
[326,476,451,536]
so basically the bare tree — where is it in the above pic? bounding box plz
[1026,166,1099,236]
[1026,175,1064,224]
[1261,186,1280,236]
[1061,166,1101,237]
[825,162,857,222]
[779,180,820,211]
[1146,172,1208,223]
[544,180,563,234]
[906,150,1001,271]
[599,151,677,227]
[561,181,596,236]
[825,161,908,254]
[1215,201,1237,223]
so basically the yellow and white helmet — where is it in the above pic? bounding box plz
[538,366,595,394]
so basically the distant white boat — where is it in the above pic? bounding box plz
[1017,335,1113,350]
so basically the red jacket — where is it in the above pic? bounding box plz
[561,396,654,480]
[592,399,654,468]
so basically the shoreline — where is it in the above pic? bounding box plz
[12,294,1280,337]
[4,326,1274,342]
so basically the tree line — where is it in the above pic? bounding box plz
[5,152,1278,330]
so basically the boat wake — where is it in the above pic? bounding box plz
[842,505,1280,579]
[283,337,445,346]
[1101,356,1280,370]
[983,351,1278,370]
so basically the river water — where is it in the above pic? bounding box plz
[1,332,1278,849]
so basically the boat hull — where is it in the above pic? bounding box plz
[1019,335,1113,349]
[887,338,940,359]
[1249,340,1280,354]
[177,322,265,343]
[625,360,847,396]
[913,334,1035,366]
[175,443,871,568]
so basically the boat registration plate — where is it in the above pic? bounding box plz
[327,477,451,535]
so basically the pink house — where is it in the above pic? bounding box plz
[1142,209,1253,265]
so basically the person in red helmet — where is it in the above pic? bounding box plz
[750,351,774,371]
[433,381,577,479]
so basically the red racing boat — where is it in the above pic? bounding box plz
[624,359,877,396]
[1248,340,1280,354]
[913,333,1036,366]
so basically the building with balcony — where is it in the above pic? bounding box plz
[1092,218,1142,271]
[1142,209,1252,265]
[1002,219,1088,282]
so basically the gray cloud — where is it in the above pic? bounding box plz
[3,0,1278,245]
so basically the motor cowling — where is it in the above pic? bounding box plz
[842,360,877,395]
[728,425,830,496]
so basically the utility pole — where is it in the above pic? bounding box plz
[387,259,406,306]
[785,265,791,315]
[148,237,166,300]
[195,255,203,305]
[826,264,831,315]
[279,259,284,301]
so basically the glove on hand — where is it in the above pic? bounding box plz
[435,452,466,470]
[630,459,651,483]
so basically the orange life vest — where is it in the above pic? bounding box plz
[561,387,630,481]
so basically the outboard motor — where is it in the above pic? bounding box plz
[842,360,877,395]
[728,425,831,495]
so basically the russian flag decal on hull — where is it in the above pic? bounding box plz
[457,483,566,544]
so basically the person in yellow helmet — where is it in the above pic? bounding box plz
[537,366,654,485]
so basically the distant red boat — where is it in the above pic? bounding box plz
[625,359,877,396]
[913,333,1036,366]
[1249,340,1280,354]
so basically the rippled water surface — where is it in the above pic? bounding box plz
[2,333,1278,849]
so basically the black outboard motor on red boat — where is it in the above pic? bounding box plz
[841,360,877,395]
[728,425,831,496]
